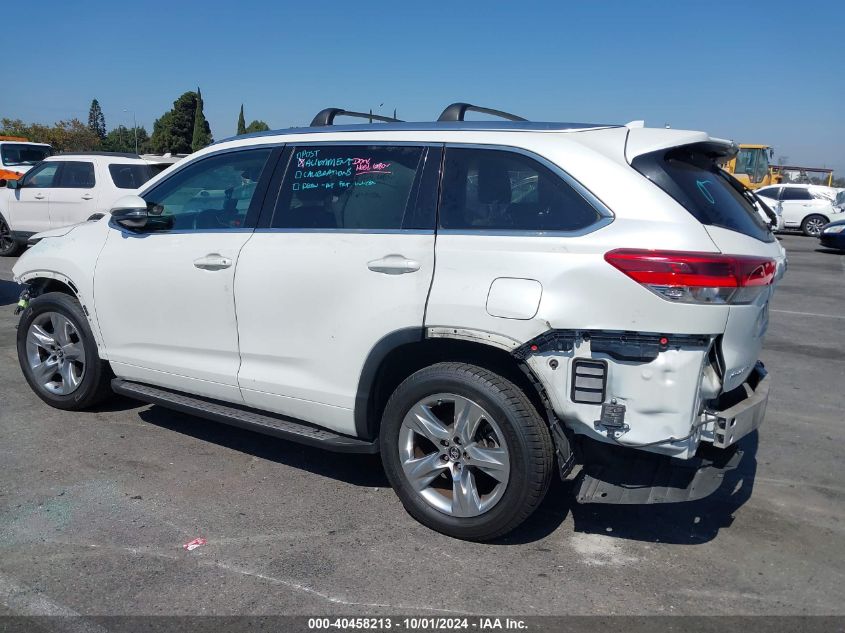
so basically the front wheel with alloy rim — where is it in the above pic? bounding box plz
[380,362,554,541]
[0,214,23,257]
[17,292,113,410]
[801,214,828,237]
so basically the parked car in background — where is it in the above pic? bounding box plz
[0,152,154,256]
[819,218,845,251]
[805,184,843,203]
[142,152,190,176]
[755,183,844,236]
[10,104,785,540]
[0,137,53,183]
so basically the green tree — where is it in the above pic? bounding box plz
[87,99,106,140]
[191,87,213,152]
[237,104,246,135]
[149,91,203,154]
[1,117,99,151]
[245,120,270,133]
[102,125,150,153]
[0,118,30,137]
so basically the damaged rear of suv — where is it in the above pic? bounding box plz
[11,103,784,541]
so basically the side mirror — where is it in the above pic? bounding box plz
[7,179,21,189]
[110,195,150,231]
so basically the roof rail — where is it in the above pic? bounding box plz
[56,151,142,158]
[310,108,403,127]
[437,102,527,123]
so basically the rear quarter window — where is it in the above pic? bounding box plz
[632,146,774,242]
[109,163,154,189]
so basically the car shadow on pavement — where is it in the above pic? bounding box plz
[137,405,388,488]
[498,433,759,545]
[815,248,845,255]
[0,278,19,306]
[138,402,759,543]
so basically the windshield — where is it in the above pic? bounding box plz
[1,143,53,167]
[733,148,770,184]
[836,191,845,207]
[752,148,770,183]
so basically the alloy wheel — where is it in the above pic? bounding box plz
[25,311,86,395]
[805,217,825,236]
[398,393,510,517]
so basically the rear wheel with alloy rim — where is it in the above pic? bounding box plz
[0,215,23,257]
[17,292,113,409]
[380,362,554,541]
[801,214,827,237]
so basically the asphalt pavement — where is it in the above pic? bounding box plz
[0,233,843,617]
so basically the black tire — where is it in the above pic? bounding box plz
[380,362,554,541]
[0,214,23,257]
[801,214,828,237]
[17,292,113,410]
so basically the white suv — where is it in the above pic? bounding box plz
[755,183,843,236]
[10,104,785,540]
[0,153,154,256]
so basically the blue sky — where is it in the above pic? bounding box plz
[3,1,843,172]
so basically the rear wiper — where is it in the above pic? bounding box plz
[718,170,778,229]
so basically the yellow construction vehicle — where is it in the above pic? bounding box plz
[722,144,780,190]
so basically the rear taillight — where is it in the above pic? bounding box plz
[604,249,776,305]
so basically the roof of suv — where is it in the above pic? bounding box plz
[45,153,148,163]
[208,104,733,170]
[0,140,52,147]
[219,120,623,145]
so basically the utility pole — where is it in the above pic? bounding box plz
[124,109,138,154]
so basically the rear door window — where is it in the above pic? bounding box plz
[109,163,154,189]
[439,147,602,231]
[57,161,95,188]
[781,187,812,201]
[632,146,774,242]
[272,145,425,230]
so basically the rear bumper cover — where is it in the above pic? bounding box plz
[575,363,768,504]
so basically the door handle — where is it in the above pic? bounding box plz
[34,194,46,200]
[81,194,94,200]
[367,254,421,275]
[193,254,233,271]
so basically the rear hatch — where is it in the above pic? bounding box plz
[629,138,785,392]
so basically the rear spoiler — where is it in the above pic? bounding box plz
[625,128,737,164]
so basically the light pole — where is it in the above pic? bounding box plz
[123,109,138,154]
